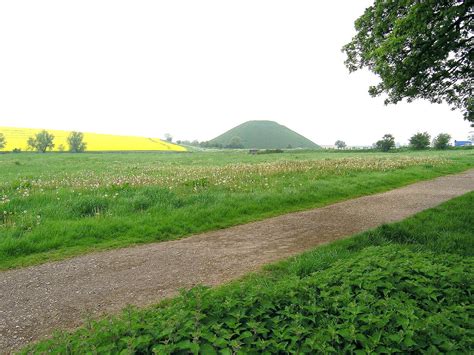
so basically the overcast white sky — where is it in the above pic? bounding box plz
[0,0,471,146]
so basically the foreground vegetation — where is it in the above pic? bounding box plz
[1,150,473,269]
[23,192,474,353]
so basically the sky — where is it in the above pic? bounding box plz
[0,0,471,146]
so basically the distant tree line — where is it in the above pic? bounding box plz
[373,132,452,151]
[333,132,454,152]
[0,129,463,153]
[177,136,244,149]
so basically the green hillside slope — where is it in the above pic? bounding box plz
[208,120,319,149]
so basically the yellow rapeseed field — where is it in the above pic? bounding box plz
[0,127,186,152]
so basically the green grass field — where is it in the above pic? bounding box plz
[22,191,474,353]
[0,149,473,269]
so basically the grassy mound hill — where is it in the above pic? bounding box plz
[208,120,319,149]
[0,127,185,152]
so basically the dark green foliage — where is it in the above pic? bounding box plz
[433,133,452,149]
[0,132,5,150]
[70,196,109,217]
[129,187,183,212]
[199,141,224,149]
[375,134,395,151]
[225,136,244,149]
[208,120,320,149]
[24,192,474,353]
[335,140,346,149]
[343,0,473,123]
[67,131,87,153]
[409,132,431,150]
[30,248,474,353]
[27,130,55,153]
[131,194,155,212]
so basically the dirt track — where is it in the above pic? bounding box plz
[1,169,473,353]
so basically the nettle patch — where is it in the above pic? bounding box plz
[27,245,473,354]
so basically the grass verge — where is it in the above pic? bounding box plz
[22,192,474,354]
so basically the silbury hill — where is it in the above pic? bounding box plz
[208,120,319,149]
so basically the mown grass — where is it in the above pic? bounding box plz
[22,192,474,354]
[1,150,473,269]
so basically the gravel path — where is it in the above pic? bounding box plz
[1,169,473,353]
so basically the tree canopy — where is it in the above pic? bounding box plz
[433,133,452,149]
[0,133,5,150]
[343,0,473,124]
[375,134,396,151]
[27,130,55,153]
[67,131,87,153]
[335,140,347,149]
[409,132,431,150]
